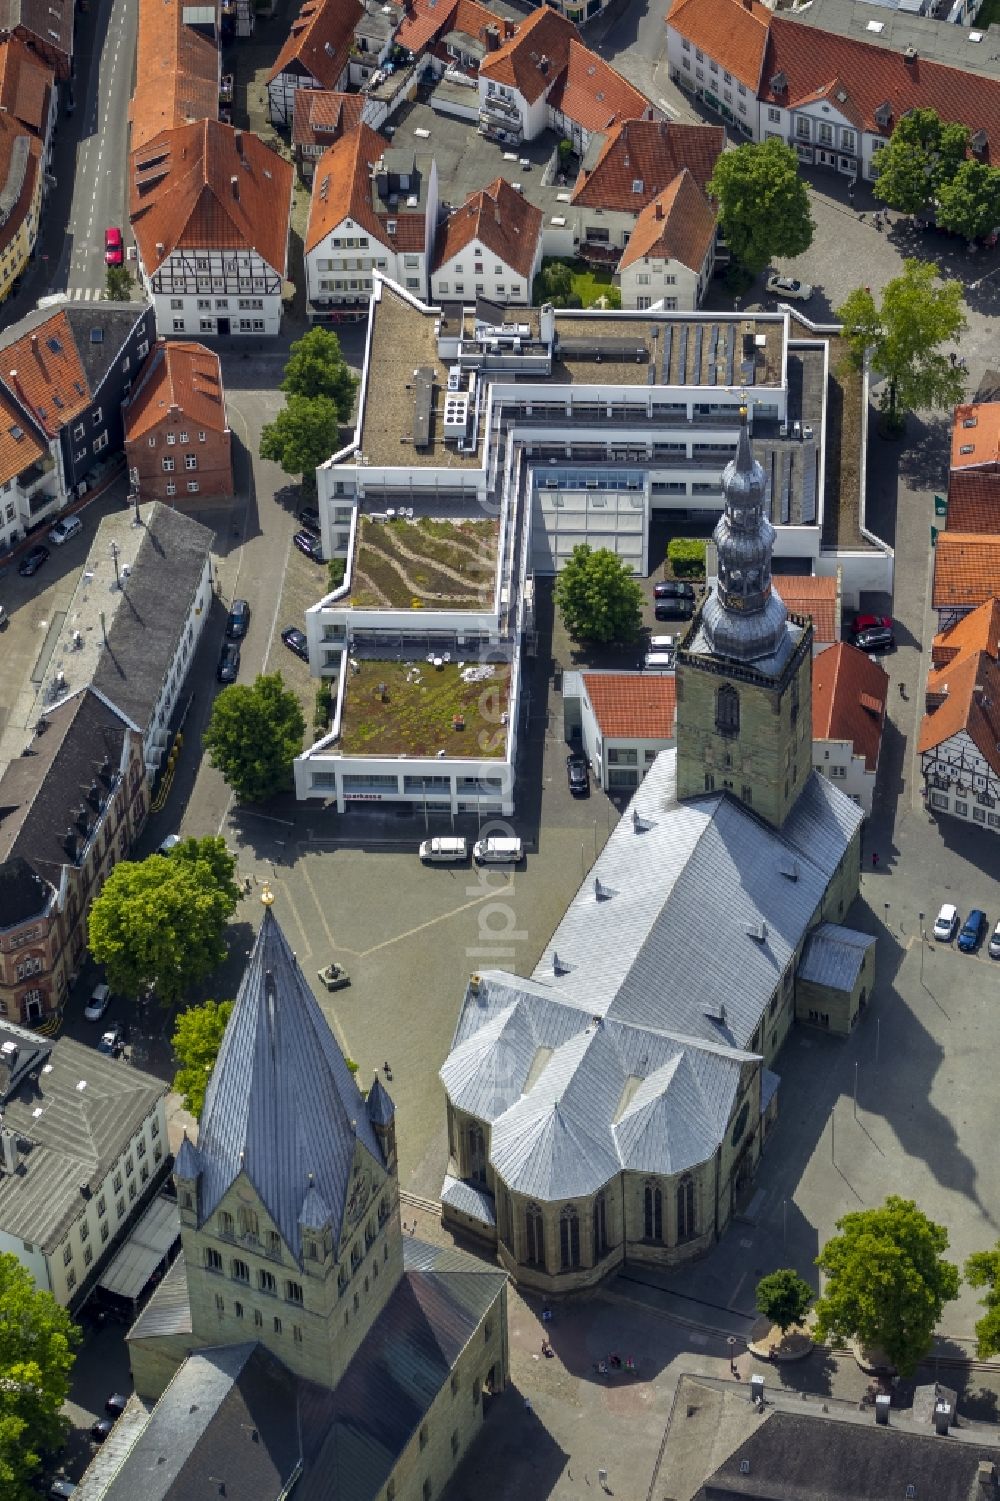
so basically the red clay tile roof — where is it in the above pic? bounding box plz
[0,310,91,435]
[582,671,676,740]
[931,532,1000,614]
[618,168,716,273]
[0,118,39,259]
[269,0,362,90]
[0,381,44,487]
[812,641,888,773]
[124,341,227,442]
[305,123,426,255]
[571,118,723,210]
[130,119,293,276]
[931,596,1000,670]
[772,573,839,643]
[666,0,770,92]
[918,649,1000,778]
[479,8,577,104]
[291,88,364,151]
[433,177,542,280]
[0,36,52,136]
[130,0,219,154]
[951,401,1000,470]
[3,0,73,71]
[396,0,497,54]
[761,13,1000,157]
[546,39,650,134]
[946,470,1000,534]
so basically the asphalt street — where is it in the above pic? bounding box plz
[4,0,137,320]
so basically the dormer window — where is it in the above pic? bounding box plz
[386,219,397,235]
[771,71,787,93]
[631,178,643,194]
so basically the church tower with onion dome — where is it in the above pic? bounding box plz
[675,408,814,830]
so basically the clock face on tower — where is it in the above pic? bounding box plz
[345,1166,372,1229]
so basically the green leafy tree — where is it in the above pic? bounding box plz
[554,544,644,644]
[707,138,814,275]
[873,108,971,216]
[533,259,574,306]
[964,1244,1000,1359]
[203,672,306,803]
[936,160,1000,243]
[280,326,358,419]
[837,260,966,432]
[105,265,134,301]
[88,843,241,1004]
[171,998,234,1118]
[259,395,341,486]
[813,1196,960,1375]
[755,1268,814,1334]
[0,1253,79,1500]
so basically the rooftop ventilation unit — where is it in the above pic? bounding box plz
[442,392,469,439]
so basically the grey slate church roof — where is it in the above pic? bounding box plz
[194,904,385,1262]
[441,752,864,1201]
[798,923,875,993]
[102,1240,507,1501]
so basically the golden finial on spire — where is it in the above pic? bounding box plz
[261,881,275,907]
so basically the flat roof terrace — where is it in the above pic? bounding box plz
[337,658,510,758]
[350,514,499,609]
[357,286,789,469]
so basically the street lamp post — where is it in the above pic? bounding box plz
[109,539,121,590]
[727,1335,737,1374]
[919,910,925,981]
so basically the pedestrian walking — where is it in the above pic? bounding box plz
[872,850,879,869]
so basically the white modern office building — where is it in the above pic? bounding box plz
[293,275,890,815]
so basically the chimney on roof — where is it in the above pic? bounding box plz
[231,175,239,200]
[30,334,38,351]
[655,200,663,220]
[156,242,164,254]
[484,22,499,48]
[539,53,549,74]
[904,44,917,62]
[743,0,752,9]
[978,1461,998,1492]
[235,128,244,157]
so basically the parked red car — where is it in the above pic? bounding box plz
[104,226,124,266]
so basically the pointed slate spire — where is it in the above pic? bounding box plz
[174,1131,202,1182]
[366,1073,395,1127]
[299,1172,333,1232]
[195,890,383,1261]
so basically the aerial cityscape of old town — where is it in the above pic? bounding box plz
[1,0,1000,1491]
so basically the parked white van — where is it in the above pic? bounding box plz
[473,836,524,865]
[419,837,468,863]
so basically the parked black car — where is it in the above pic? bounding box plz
[653,579,695,600]
[299,507,321,532]
[18,543,50,577]
[854,625,894,653]
[567,752,589,796]
[294,529,323,561]
[655,598,694,621]
[281,626,309,661]
[217,642,240,683]
[226,599,251,639]
[91,1418,114,1443]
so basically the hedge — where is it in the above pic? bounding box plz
[667,537,707,578]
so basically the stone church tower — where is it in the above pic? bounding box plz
[172,888,404,1393]
[675,409,813,830]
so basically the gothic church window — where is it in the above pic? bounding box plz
[644,1183,663,1241]
[560,1205,581,1270]
[525,1203,544,1266]
[677,1178,696,1241]
[716,684,740,736]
